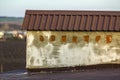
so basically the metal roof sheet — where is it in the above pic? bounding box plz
[22,10,120,31]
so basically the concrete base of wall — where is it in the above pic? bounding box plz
[27,63,120,73]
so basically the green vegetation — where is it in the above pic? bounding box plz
[0,16,23,22]
[0,16,24,30]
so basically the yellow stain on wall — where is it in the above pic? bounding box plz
[26,31,120,68]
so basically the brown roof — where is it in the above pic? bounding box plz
[22,10,120,31]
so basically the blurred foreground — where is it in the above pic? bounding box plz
[0,68,120,80]
[0,40,26,72]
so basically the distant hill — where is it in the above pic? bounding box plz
[0,16,24,31]
[0,16,23,22]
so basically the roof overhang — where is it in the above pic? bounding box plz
[22,10,120,31]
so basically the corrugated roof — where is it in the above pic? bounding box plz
[22,10,120,31]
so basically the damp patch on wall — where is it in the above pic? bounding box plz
[26,31,120,68]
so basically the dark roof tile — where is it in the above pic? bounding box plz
[22,10,120,31]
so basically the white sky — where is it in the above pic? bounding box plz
[0,0,120,17]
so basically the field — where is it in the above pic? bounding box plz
[0,16,23,23]
[0,16,23,30]
[0,40,26,72]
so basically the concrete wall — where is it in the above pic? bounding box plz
[26,31,120,69]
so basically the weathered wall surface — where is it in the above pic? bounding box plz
[26,31,120,68]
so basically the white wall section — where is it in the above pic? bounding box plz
[26,31,120,68]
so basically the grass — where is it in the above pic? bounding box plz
[0,16,23,22]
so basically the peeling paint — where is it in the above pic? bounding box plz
[26,31,120,68]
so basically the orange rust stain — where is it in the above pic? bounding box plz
[84,35,89,43]
[106,35,112,43]
[50,35,55,41]
[61,35,67,42]
[95,36,101,42]
[39,35,44,42]
[72,36,77,43]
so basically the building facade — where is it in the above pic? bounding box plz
[22,10,120,71]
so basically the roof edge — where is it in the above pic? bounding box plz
[25,10,120,15]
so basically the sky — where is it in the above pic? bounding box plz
[0,0,120,17]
